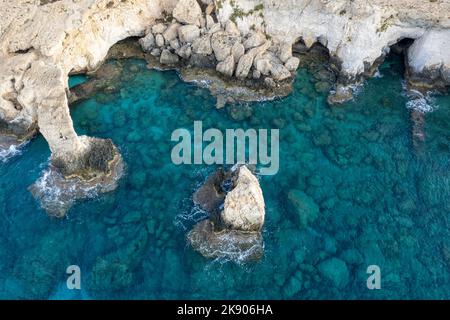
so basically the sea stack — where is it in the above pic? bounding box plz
[187,165,266,262]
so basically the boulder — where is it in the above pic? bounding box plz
[216,55,235,77]
[173,0,202,26]
[162,23,180,42]
[151,23,166,34]
[231,42,245,61]
[169,39,181,51]
[192,34,213,55]
[138,33,155,52]
[160,49,179,65]
[211,31,240,61]
[264,77,276,88]
[244,32,266,50]
[225,20,240,35]
[254,58,272,75]
[207,23,222,34]
[287,189,319,227]
[205,15,215,30]
[279,42,293,63]
[155,34,165,47]
[222,166,265,231]
[285,56,300,71]
[150,48,161,56]
[270,62,291,81]
[178,25,200,43]
[235,41,271,79]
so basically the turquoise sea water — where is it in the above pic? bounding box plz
[0,54,449,299]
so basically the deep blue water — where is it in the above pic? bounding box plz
[0,54,449,299]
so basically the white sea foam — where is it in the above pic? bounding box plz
[0,141,28,163]
[403,82,438,113]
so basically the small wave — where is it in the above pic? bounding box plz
[403,82,438,113]
[175,205,208,230]
[30,158,123,217]
[0,141,27,163]
[373,69,383,78]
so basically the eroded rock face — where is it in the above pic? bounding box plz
[172,0,203,26]
[215,0,450,101]
[188,166,266,262]
[407,29,450,90]
[0,0,169,177]
[222,166,265,232]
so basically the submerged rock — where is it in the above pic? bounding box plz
[287,189,319,227]
[327,85,354,105]
[317,257,349,289]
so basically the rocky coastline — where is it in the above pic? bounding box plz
[0,0,449,216]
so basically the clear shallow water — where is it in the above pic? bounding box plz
[0,54,449,299]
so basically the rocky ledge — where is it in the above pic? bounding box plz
[0,0,448,214]
[188,165,265,262]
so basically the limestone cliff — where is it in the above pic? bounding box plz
[0,0,173,176]
[0,0,449,179]
[216,0,450,86]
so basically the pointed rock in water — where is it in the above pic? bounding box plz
[173,0,203,26]
[222,166,265,232]
[287,189,319,227]
[188,166,266,262]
